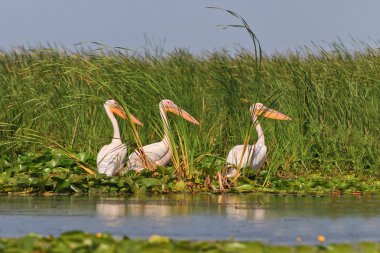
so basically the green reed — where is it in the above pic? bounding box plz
[0,44,379,183]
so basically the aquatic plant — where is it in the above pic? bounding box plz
[0,151,379,194]
[0,231,378,253]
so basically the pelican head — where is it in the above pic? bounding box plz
[159,99,200,125]
[250,103,291,121]
[105,100,143,126]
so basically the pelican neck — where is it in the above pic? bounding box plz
[106,106,122,143]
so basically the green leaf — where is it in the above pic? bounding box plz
[171,181,187,192]
[139,178,162,188]
[56,179,71,192]
[234,184,254,192]
[46,159,61,168]
[50,174,67,182]
[76,152,90,162]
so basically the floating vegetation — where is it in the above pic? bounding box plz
[0,150,379,194]
[0,231,378,253]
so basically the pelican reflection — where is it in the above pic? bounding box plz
[217,194,266,221]
[96,199,126,227]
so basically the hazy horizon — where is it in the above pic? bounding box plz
[1,1,380,55]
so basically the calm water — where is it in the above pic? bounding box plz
[0,194,379,244]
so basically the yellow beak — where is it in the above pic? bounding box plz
[110,106,143,126]
[166,106,200,125]
[255,106,291,121]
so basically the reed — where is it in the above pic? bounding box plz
[0,43,379,185]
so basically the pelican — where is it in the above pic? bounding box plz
[127,99,199,171]
[226,103,291,177]
[97,100,143,176]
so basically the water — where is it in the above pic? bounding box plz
[0,194,379,244]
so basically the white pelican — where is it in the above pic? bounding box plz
[97,100,143,176]
[127,99,199,171]
[226,103,291,177]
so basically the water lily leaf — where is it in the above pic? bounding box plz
[61,230,86,237]
[161,175,169,184]
[55,179,71,192]
[234,184,254,192]
[51,167,71,174]
[224,242,246,250]
[18,234,40,250]
[148,234,170,244]
[0,157,11,168]
[109,177,120,184]
[50,241,71,252]
[76,152,90,162]
[123,177,135,188]
[51,150,66,159]
[59,158,76,168]
[133,184,146,194]
[46,159,61,168]
[171,181,186,192]
[17,176,32,188]
[69,174,85,183]
[51,174,67,182]
[32,152,53,163]
[139,178,162,188]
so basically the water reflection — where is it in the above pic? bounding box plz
[96,196,173,228]
[92,194,380,224]
[1,194,378,220]
[217,194,266,221]
[96,200,126,227]
[1,194,379,243]
[95,194,270,225]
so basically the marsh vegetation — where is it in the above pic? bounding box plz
[0,44,379,194]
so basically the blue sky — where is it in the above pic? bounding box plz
[1,0,380,55]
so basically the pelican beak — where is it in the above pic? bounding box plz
[255,106,291,121]
[128,114,144,126]
[110,106,144,126]
[166,105,200,125]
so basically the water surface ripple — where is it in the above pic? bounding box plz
[0,194,379,244]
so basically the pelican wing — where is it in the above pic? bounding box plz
[127,141,171,171]
[226,144,252,168]
[250,144,267,170]
[226,144,267,170]
[97,143,127,176]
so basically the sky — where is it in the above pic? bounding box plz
[1,0,380,55]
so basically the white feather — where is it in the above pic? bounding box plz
[97,142,127,176]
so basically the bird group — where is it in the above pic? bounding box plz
[97,99,291,177]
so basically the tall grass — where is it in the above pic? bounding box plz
[0,44,379,181]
